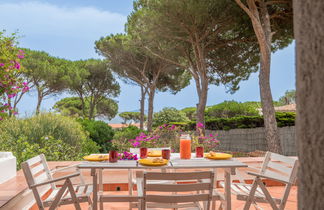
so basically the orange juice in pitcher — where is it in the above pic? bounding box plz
[180,134,191,159]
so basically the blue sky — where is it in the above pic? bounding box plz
[0,0,296,120]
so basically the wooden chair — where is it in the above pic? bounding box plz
[136,171,216,210]
[21,154,92,210]
[128,147,172,209]
[219,152,298,210]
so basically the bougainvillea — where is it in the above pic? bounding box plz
[118,151,138,160]
[0,32,28,119]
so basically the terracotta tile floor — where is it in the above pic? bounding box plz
[57,186,297,210]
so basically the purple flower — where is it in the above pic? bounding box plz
[196,122,204,128]
[14,62,20,69]
[132,141,140,147]
[209,134,213,137]
[0,63,4,67]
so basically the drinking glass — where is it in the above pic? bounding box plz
[140,147,148,159]
[162,149,171,160]
[196,146,204,158]
[109,150,118,163]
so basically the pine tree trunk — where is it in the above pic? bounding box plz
[196,77,208,134]
[89,99,96,120]
[36,89,43,115]
[147,87,155,132]
[294,0,324,208]
[236,0,282,153]
[139,86,146,130]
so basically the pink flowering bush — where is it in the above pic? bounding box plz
[193,123,220,151]
[128,124,181,151]
[0,32,29,119]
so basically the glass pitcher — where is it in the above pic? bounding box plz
[180,134,191,159]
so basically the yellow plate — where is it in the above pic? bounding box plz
[204,153,232,160]
[138,158,168,166]
[83,155,109,161]
[147,151,162,157]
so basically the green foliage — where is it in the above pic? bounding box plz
[67,59,120,120]
[184,112,295,131]
[153,107,189,127]
[54,97,88,117]
[112,125,145,151]
[278,89,296,105]
[119,112,146,124]
[205,101,260,118]
[53,96,118,120]
[181,107,197,120]
[0,114,100,168]
[77,119,114,153]
[21,49,70,113]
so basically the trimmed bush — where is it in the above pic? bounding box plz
[205,101,260,118]
[78,119,114,152]
[183,112,295,130]
[181,107,196,120]
[153,107,189,127]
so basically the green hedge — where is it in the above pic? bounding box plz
[173,112,296,131]
[77,119,114,153]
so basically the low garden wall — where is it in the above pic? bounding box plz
[206,126,296,155]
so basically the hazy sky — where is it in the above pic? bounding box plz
[0,0,296,120]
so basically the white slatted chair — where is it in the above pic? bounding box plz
[128,147,172,209]
[21,154,93,210]
[136,171,216,210]
[220,152,298,210]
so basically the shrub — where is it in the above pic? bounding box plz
[0,113,100,168]
[112,125,145,151]
[153,107,189,127]
[128,124,181,152]
[205,101,260,119]
[78,119,114,152]
[183,112,295,130]
[181,107,196,120]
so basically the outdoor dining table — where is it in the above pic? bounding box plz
[78,153,247,210]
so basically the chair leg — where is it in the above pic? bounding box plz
[256,179,279,210]
[49,179,69,210]
[66,178,82,210]
[243,178,258,210]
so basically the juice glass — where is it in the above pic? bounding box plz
[109,151,118,163]
[196,146,204,158]
[140,147,148,159]
[162,149,171,160]
[180,134,191,159]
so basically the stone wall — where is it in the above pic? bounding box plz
[205,126,296,156]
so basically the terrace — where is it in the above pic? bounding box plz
[0,0,323,209]
[0,156,297,210]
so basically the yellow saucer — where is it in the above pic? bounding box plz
[147,151,162,157]
[204,153,232,160]
[138,158,168,166]
[83,154,109,161]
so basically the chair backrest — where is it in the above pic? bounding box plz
[260,152,299,184]
[142,171,214,209]
[21,154,56,190]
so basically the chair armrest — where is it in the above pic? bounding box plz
[31,172,80,188]
[247,171,289,184]
[51,164,79,173]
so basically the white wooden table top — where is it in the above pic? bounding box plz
[78,153,247,169]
